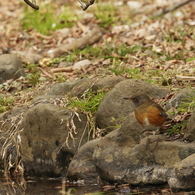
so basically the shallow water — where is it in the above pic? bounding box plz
[0,177,195,195]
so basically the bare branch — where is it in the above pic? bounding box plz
[23,0,39,10]
[153,0,194,17]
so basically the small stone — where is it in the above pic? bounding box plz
[72,59,91,70]
[0,54,25,83]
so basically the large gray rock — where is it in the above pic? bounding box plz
[168,153,195,189]
[167,88,195,109]
[67,138,100,184]
[46,81,79,96]
[20,102,90,176]
[14,51,42,64]
[166,88,195,142]
[184,109,195,141]
[124,139,195,185]
[95,79,170,132]
[67,92,195,189]
[0,54,25,83]
[67,112,195,188]
[46,76,125,97]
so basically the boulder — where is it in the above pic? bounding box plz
[166,88,195,142]
[67,89,195,189]
[95,79,170,132]
[46,76,125,97]
[14,51,42,64]
[67,138,100,184]
[183,109,195,141]
[124,139,195,185]
[46,80,82,96]
[168,153,195,190]
[67,112,195,188]
[167,88,195,109]
[0,54,25,83]
[20,102,90,177]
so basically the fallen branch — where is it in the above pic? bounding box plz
[39,67,53,78]
[23,0,39,10]
[176,75,195,80]
[153,0,194,17]
[51,67,73,73]
[44,25,103,58]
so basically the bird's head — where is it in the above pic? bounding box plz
[123,93,151,107]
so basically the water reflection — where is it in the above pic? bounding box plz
[0,177,100,195]
[0,177,195,195]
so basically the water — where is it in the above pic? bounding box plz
[0,177,195,195]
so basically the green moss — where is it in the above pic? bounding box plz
[68,89,107,115]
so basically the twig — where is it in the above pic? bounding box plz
[39,67,53,78]
[45,25,103,58]
[176,75,195,80]
[51,67,73,73]
[153,0,194,17]
[23,0,39,10]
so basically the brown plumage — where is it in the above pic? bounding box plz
[124,93,167,130]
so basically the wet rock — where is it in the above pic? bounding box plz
[92,128,136,183]
[95,79,170,132]
[20,102,90,176]
[168,153,195,190]
[92,121,195,186]
[67,91,195,189]
[124,139,195,185]
[0,54,25,83]
[67,138,100,184]
[67,117,195,187]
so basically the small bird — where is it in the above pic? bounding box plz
[123,93,167,131]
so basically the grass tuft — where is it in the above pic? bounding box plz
[22,5,79,35]
[0,96,15,113]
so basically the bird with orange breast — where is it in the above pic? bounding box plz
[123,93,167,132]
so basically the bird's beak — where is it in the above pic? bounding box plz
[123,97,133,101]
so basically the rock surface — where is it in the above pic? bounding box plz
[20,102,89,176]
[0,76,195,190]
[46,76,125,97]
[167,88,195,109]
[168,153,195,189]
[95,79,170,132]
[0,54,25,83]
[184,109,195,141]
[67,138,100,184]
[67,112,195,189]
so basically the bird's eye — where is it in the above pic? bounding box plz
[134,98,139,102]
